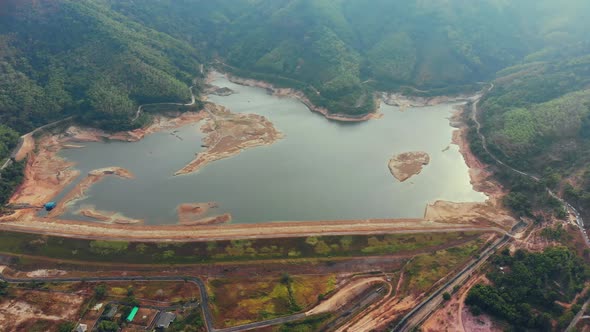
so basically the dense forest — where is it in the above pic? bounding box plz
[476,43,590,219]
[466,247,590,331]
[3,0,590,135]
[0,0,202,136]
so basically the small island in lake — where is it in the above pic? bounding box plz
[388,151,430,182]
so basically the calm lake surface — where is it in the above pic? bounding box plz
[57,74,486,225]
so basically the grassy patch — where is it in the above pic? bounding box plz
[272,313,333,332]
[209,275,335,328]
[403,239,482,294]
[167,308,204,331]
[0,230,485,265]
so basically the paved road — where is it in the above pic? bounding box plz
[0,272,317,332]
[565,297,590,331]
[392,235,510,331]
[133,85,197,121]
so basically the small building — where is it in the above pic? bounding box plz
[75,324,87,332]
[127,306,139,322]
[156,312,176,329]
[103,305,118,320]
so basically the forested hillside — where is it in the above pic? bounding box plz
[105,0,531,116]
[476,42,590,219]
[3,0,590,132]
[0,0,202,135]
[466,247,589,331]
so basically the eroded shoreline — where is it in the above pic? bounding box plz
[0,76,515,240]
[219,73,383,122]
[175,104,283,175]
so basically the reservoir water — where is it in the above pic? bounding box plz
[57,74,486,225]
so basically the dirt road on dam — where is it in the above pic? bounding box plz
[0,218,507,242]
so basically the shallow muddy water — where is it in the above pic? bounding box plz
[57,74,486,225]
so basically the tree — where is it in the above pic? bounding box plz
[135,243,147,254]
[89,241,129,255]
[97,320,119,332]
[86,79,137,132]
[503,192,532,215]
[280,273,292,285]
[162,250,175,260]
[94,284,107,300]
[0,281,8,297]
[442,292,451,301]
[57,322,76,332]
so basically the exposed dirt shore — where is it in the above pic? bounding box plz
[6,135,81,218]
[204,84,236,96]
[388,151,430,182]
[0,77,514,241]
[175,103,283,175]
[48,167,134,218]
[422,106,516,230]
[177,202,232,226]
[64,111,208,143]
[1,112,206,223]
[77,206,143,225]
[221,73,383,122]
[381,92,476,111]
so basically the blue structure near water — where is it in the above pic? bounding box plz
[44,202,56,211]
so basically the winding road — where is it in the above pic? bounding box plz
[470,84,589,246]
[132,85,197,122]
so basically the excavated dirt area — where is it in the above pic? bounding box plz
[307,277,387,315]
[12,133,34,162]
[388,151,430,182]
[0,289,86,331]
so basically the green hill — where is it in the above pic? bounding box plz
[4,0,590,129]
[0,0,202,133]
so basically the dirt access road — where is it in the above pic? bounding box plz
[0,218,507,242]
